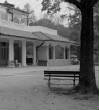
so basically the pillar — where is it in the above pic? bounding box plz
[8,39,14,67]
[46,45,49,65]
[22,40,26,66]
[68,45,71,60]
[33,44,36,65]
[53,45,56,60]
[64,46,66,59]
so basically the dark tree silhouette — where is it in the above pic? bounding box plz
[42,0,98,93]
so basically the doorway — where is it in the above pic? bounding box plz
[26,42,33,65]
[0,42,9,66]
[14,41,22,64]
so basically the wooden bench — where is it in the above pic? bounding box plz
[44,70,80,87]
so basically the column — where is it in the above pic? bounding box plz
[64,46,66,59]
[53,45,56,60]
[33,44,36,66]
[46,45,49,65]
[68,45,71,60]
[9,39,14,67]
[22,40,26,66]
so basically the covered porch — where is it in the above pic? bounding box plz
[0,20,78,67]
[0,37,72,67]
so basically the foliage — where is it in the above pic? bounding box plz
[41,0,99,48]
[42,0,61,14]
[23,3,31,13]
[23,3,36,24]
[42,0,81,27]
[30,18,80,42]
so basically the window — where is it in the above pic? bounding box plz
[8,13,13,21]
[13,16,20,24]
[20,15,27,25]
[0,7,8,21]
[1,13,8,21]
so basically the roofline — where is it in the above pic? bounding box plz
[32,31,53,40]
[14,7,29,14]
[32,31,80,46]
[0,32,42,41]
[0,3,29,14]
[0,32,80,46]
[45,40,80,46]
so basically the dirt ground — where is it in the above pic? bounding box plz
[0,70,98,110]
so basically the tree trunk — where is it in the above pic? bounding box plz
[79,6,97,93]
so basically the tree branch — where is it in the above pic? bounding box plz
[64,0,81,9]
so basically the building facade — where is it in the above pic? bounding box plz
[0,1,29,25]
[0,1,78,67]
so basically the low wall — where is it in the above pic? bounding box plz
[47,59,71,66]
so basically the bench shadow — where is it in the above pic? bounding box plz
[48,85,99,102]
[48,84,75,95]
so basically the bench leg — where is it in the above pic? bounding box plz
[48,76,51,88]
[73,75,76,87]
[73,79,75,87]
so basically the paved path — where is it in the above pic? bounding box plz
[0,65,98,88]
[0,67,98,110]
[0,65,98,75]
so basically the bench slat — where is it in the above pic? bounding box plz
[44,70,80,87]
[44,71,79,74]
[44,75,79,77]
[44,78,79,80]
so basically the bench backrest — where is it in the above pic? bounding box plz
[44,71,80,77]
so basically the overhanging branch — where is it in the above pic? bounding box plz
[64,0,81,9]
